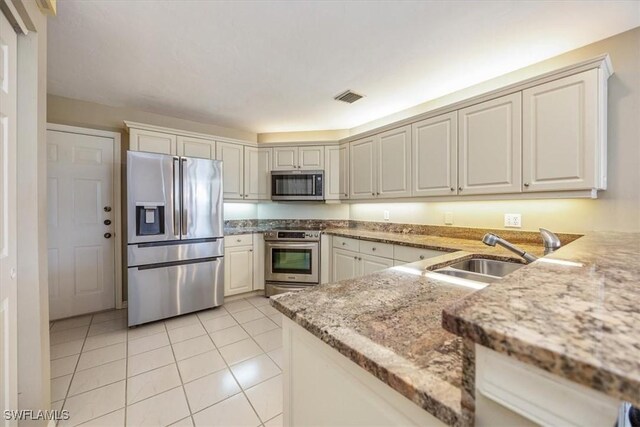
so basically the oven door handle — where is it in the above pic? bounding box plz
[265,242,318,249]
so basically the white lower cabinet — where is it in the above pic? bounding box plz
[332,248,360,282]
[360,253,394,276]
[224,234,264,296]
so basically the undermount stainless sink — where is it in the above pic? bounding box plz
[447,258,524,278]
[431,258,525,284]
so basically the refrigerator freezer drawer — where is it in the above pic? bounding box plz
[128,257,224,326]
[128,238,224,267]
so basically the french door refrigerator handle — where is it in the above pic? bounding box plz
[181,158,188,236]
[172,157,180,238]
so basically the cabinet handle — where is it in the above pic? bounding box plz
[524,183,530,187]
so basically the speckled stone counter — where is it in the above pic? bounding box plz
[271,252,480,427]
[443,231,640,407]
[323,227,545,259]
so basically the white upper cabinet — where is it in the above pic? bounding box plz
[325,145,349,200]
[412,112,458,197]
[244,147,272,200]
[177,136,216,159]
[298,146,325,169]
[272,146,298,170]
[458,93,522,195]
[522,69,605,192]
[350,136,377,199]
[377,125,412,198]
[273,145,325,170]
[216,141,244,200]
[129,129,176,155]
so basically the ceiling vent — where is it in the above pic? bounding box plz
[334,90,364,104]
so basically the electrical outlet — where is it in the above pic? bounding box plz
[504,213,522,228]
[444,212,454,225]
[383,210,390,221]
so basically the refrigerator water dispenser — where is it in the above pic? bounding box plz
[136,205,165,236]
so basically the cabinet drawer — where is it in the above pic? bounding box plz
[393,245,446,263]
[359,240,394,259]
[225,234,254,247]
[333,236,360,252]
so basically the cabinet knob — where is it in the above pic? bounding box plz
[344,193,348,197]
[249,249,253,252]
[342,242,346,245]
[458,187,463,191]
[237,239,241,242]
[358,257,362,261]
[371,192,375,196]
[354,256,358,260]
[524,183,530,187]
[376,192,380,196]
[419,255,425,260]
[450,187,454,191]
[372,247,376,251]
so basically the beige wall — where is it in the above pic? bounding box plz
[47,94,258,143]
[350,28,640,233]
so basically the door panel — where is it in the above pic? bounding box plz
[177,136,215,159]
[412,112,458,196]
[244,147,271,200]
[332,249,359,282]
[0,12,18,415]
[523,69,598,191]
[298,146,324,169]
[378,125,411,198]
[325,145,348,200]
[130,129,176,155]
[126,151,178,243]
[48,130,116,320]
[458,93,522,195]
[216,142,244,199]
[181,157,223,239]
[360,254,394,276]
[224,247,254,296]
[350,137,376,199]
[273,147,298,170]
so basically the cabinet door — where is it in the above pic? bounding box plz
[272,147,298,170]
[458,93,522,195]
[252,234,265,290]
[325,145,349,200]
[177,136,216,159]
[377,125,411,198]
[359,253,394,276]
[332,248,359,282]
[216,142,244,200]
[412,112,458,197]
[129,129,176,155]
[298,146,325,170]
[224,246,254,296]
[244,147,272,200]
[523,69,601,192]
[350,136,377,199]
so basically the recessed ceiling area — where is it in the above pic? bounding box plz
[47,1,639,133]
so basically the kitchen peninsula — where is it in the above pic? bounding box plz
[271,228,639,426]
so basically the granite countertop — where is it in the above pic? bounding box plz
[443,231,640,407]
[323,227,545,259]
[271,251,479,427]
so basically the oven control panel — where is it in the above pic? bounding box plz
[264,230,321,241]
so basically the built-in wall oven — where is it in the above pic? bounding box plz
[264,230,321,296]
[271,170,324,201]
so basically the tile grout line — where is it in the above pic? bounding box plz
[164,320,195,426]
[195,303,267,424]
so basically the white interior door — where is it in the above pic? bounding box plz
[0,10,18,419]
[47,130,116,320]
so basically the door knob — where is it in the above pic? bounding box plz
[104,219,112,225]
[104,233,112,239]
[103,206,112,212]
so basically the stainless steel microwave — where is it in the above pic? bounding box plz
[271,170,324,201]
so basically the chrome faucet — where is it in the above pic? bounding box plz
[481,228,562,263]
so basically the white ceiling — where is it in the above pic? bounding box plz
[48,1,639,134]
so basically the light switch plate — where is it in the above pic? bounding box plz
[444,212,454,225]
[383,210,390,221]
[504,213,522,228]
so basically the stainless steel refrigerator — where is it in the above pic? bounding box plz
[126,151,224,326]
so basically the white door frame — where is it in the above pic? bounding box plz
[46,123,124,309]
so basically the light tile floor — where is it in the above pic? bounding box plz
[49,296,284,427]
